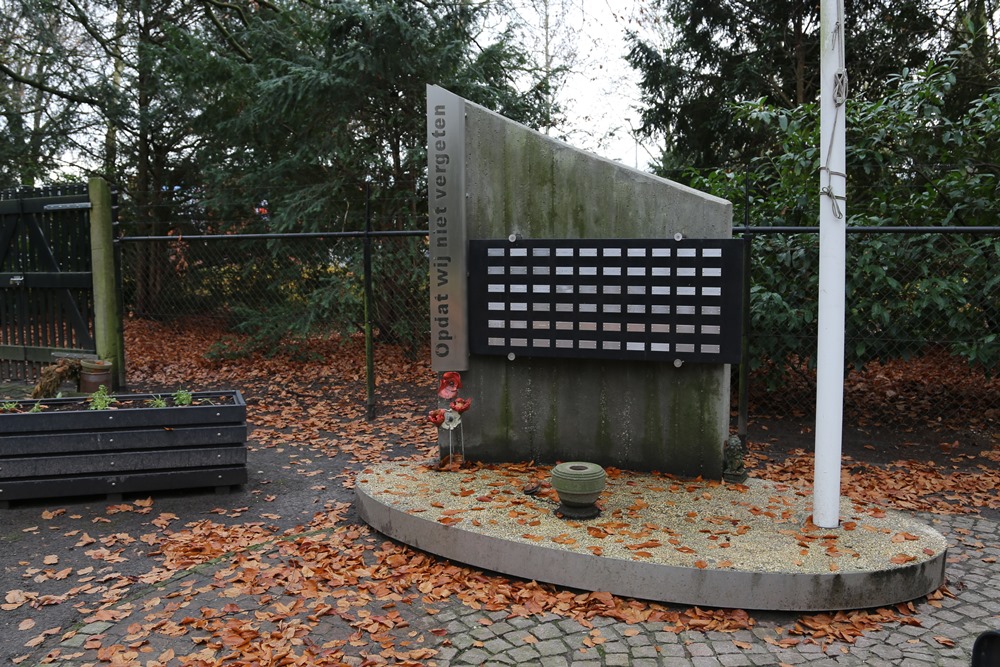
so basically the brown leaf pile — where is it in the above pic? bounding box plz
[6,318,989,662]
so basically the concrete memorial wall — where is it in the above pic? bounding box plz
[428,85,735,478]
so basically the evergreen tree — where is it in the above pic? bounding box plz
[625,0,941,169]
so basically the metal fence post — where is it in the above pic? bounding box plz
[737,164,752,450]
[363,181,376,421]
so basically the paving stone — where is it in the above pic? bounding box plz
[534,622,570,640]
[957,605,991,618]
[600,642,628,653]
[454,648,490,665]
[869,644,904,660]
[691,657,724,667]
[535,638,569,657]
[688,642,715,657]
[665,658,699,667]
[539,655,570,667]
[797,641,825,654]
[657,643,687,657]
[719,653,754,666]
[557,619,587,634]
[57,633,88,648]
[470,625,497,641]
[435,646,459,662]
[603,654,631,666]
[631,645,658,658]
[748,655,784,666]
[446,619,470,634]
[630,660,660,667]
[714,639,742,654]
[506,645,541,662]
[482,637,514,653]
[933,609,963,623]
[487,621,517,636]
[433,609,458,623]
[78,621,114,634]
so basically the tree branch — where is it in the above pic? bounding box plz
[201,2,254,62]
[0,58,101,106]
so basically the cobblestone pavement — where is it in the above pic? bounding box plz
[30,510,999,666]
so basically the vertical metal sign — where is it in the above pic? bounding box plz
[427,85,469,371]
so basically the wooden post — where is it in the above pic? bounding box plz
[89,177,124,388]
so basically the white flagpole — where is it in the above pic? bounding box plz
[814,0,848,528]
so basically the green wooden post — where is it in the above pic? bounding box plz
[89,177,124,388]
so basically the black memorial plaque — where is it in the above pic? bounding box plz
[468,238,745,364]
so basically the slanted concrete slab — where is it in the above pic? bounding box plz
[431,87,734,478]
[356,462,948,612]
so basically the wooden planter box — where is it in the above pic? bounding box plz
[0,391,247,506]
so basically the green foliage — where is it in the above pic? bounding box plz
[1,401,17,412]
[88,385,115,410]
[123,0,549,352]
[146,395,167,408]
[172,389,193,406]
[626,0,979,168]
[683,57,1000,377]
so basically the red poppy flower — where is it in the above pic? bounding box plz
[450,397,472,413]
[428,409,446,426]
[437,371,462,399]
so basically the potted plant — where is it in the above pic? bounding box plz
[0,388,247,506]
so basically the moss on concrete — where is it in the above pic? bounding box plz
[457,95,731,477]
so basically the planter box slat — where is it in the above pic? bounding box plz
[1,446,246,477]
[0,390,248,504]
[2,392,246,434]
[0,425,248,456]
[0,466,248,503]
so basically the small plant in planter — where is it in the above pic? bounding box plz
[145,395,168,408]
[428,371,472,470]
[88,384,116,410]
[173,389,193,406]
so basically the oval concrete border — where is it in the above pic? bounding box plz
[356,474,947,612]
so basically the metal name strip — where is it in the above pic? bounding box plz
[426,85,469,371]
[42,202,91,211]
[468,238,745,364]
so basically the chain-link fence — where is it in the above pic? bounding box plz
[117,224,999,433]
[119,233,428,359]
[744,228,999,431]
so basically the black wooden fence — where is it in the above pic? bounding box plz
[0,185,96,381]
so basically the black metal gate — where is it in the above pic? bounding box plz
[0,185,96,382]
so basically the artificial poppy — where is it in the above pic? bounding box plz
[450,397,472,413]
[428,409,446,426]
[437,371,462,399]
